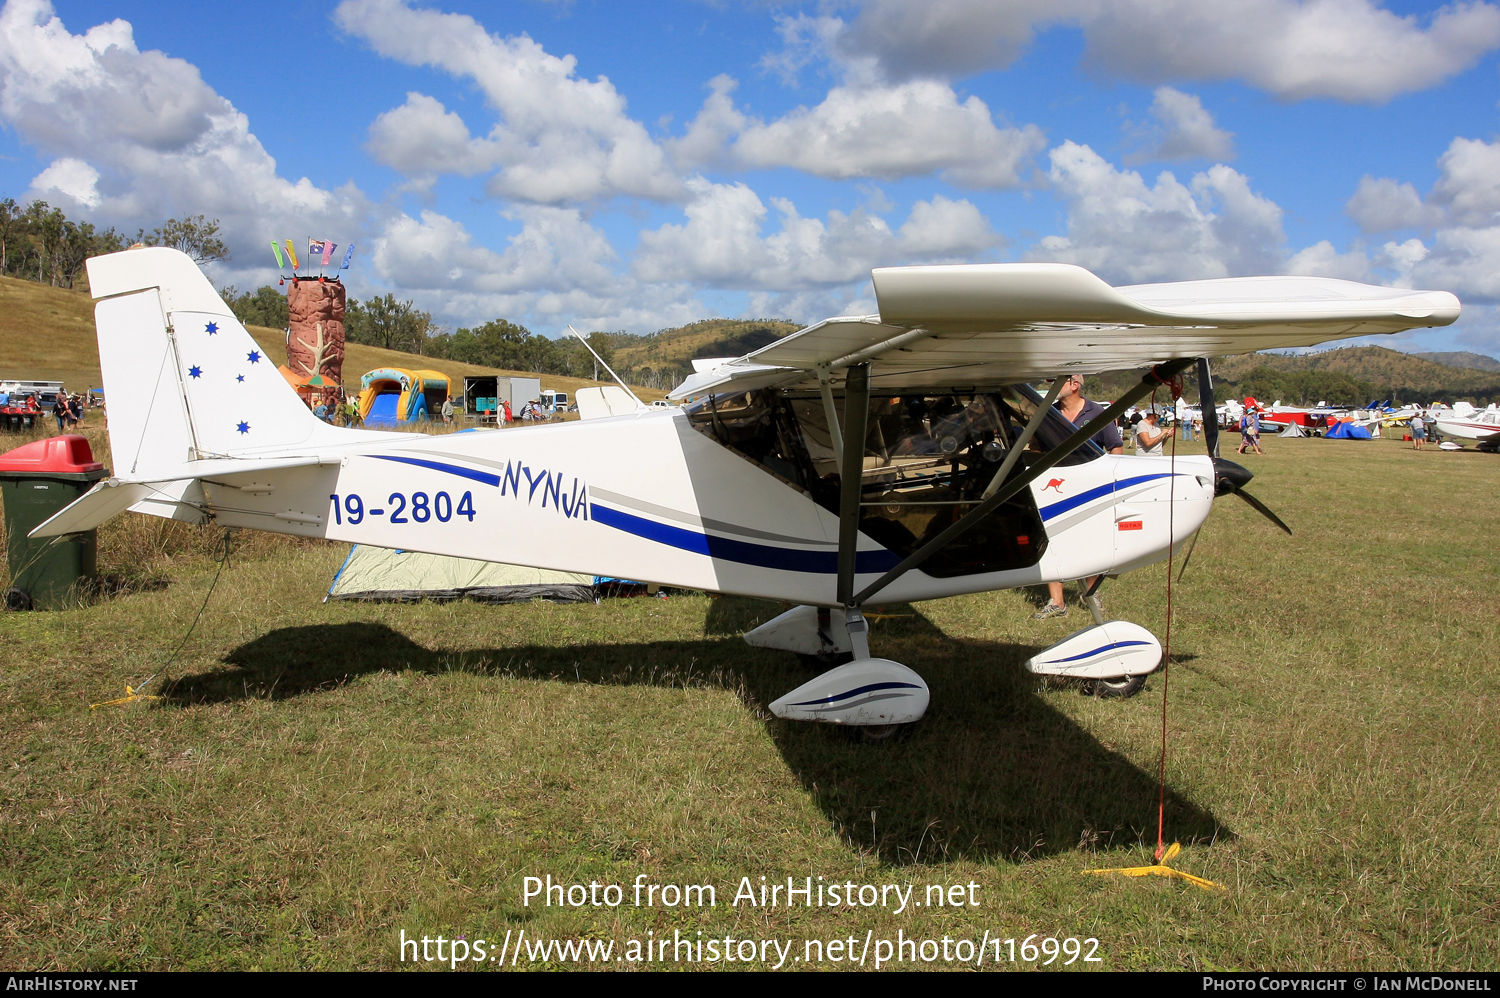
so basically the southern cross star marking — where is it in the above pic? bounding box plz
[236,421,251,435]
[205,322,218,335]
[247,350,261,364]
[236,374,245,383]
[188,366,202,379]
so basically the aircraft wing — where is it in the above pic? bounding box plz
[669,264,1460,398]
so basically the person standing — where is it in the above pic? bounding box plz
[1410,411,1426,450]
[441,396,455,425]
[1032,375,1123,620]
[1237,407,1265,455]
[1135,411,1174,455]
[51,391,67,433]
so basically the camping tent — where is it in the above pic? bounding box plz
[1280,420,1307,437]
[1325,421,1372,439]
[326,545,596,603]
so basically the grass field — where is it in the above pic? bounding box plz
[0,422,1496,971]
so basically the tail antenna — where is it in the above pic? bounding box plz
[567,324,645,409]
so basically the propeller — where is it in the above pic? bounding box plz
[1179,359,1292,581]
[1198,357,1219,460]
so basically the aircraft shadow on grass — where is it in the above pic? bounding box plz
[173,598,1229,865]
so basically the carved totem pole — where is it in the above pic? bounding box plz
[285,277,347,405]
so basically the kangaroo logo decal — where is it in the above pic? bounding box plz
[1042,478,1066,492]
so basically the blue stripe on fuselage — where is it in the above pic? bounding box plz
[370,454,501,486]
[590,502,901,575]
[1038,473,1181,521]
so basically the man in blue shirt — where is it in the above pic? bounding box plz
[1033,375,1123,620]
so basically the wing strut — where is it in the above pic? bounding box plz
[834,363,873,657]
[817,364,844,465]
[835,362,871,608]
[981,376,1066,499]
[851,358,1194,606]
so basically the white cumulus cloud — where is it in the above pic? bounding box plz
[1285,240,1370,281]
[369,206,706,333]
[1027,141,1284,283]
[1125,87,1235,164]
[1345,137,1500,305]
[0,0,368,290]
[335,0,682,204]
[803,0,1500,103]
[674,77,1045,188]
[634,179,1000,291]
[366,92,500,178]
[29,157,100,207]
[1346,176,1441,233]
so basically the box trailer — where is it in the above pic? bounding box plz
[463,376,541,421]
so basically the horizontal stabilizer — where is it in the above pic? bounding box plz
[28,454,338,538]
[29,479,159,537]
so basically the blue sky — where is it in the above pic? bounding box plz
[2,0,1498,357]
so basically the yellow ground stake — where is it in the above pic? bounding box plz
[90,675,162,710]
[1083,842,1226,892]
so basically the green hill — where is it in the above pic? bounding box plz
[1055,345,1500,406]
[1209,346,1500,404]
[1414,350,1500,373]
[0,275,663,401]
[606,318,801,389]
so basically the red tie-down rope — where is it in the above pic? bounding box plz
[1085,376,1223,890]
[1156,385,1177,863]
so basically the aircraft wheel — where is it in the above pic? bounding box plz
[795,650,854,669]
[1086,674,1147,699]
[4,586,34,612]
[857,723,902,742]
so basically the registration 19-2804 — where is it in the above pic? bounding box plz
[329,491,476,526]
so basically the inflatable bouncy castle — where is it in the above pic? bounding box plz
[357,368,450,426]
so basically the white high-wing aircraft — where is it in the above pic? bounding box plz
[1435,402,1500,449]
[34,249,1460,735]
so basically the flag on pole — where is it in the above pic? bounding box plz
[284,239,299,270]
[340,243,354,269]
[271,241,287,268]
[308,238,324,263]
[321,241,337,267]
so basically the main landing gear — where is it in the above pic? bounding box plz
[749,605,930,739]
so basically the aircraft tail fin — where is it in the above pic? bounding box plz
[87,248,344,479]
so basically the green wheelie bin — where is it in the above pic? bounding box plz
[0,435,108,611]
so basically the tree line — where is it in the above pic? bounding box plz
[220,286,621,380]
[0,197,230,290]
